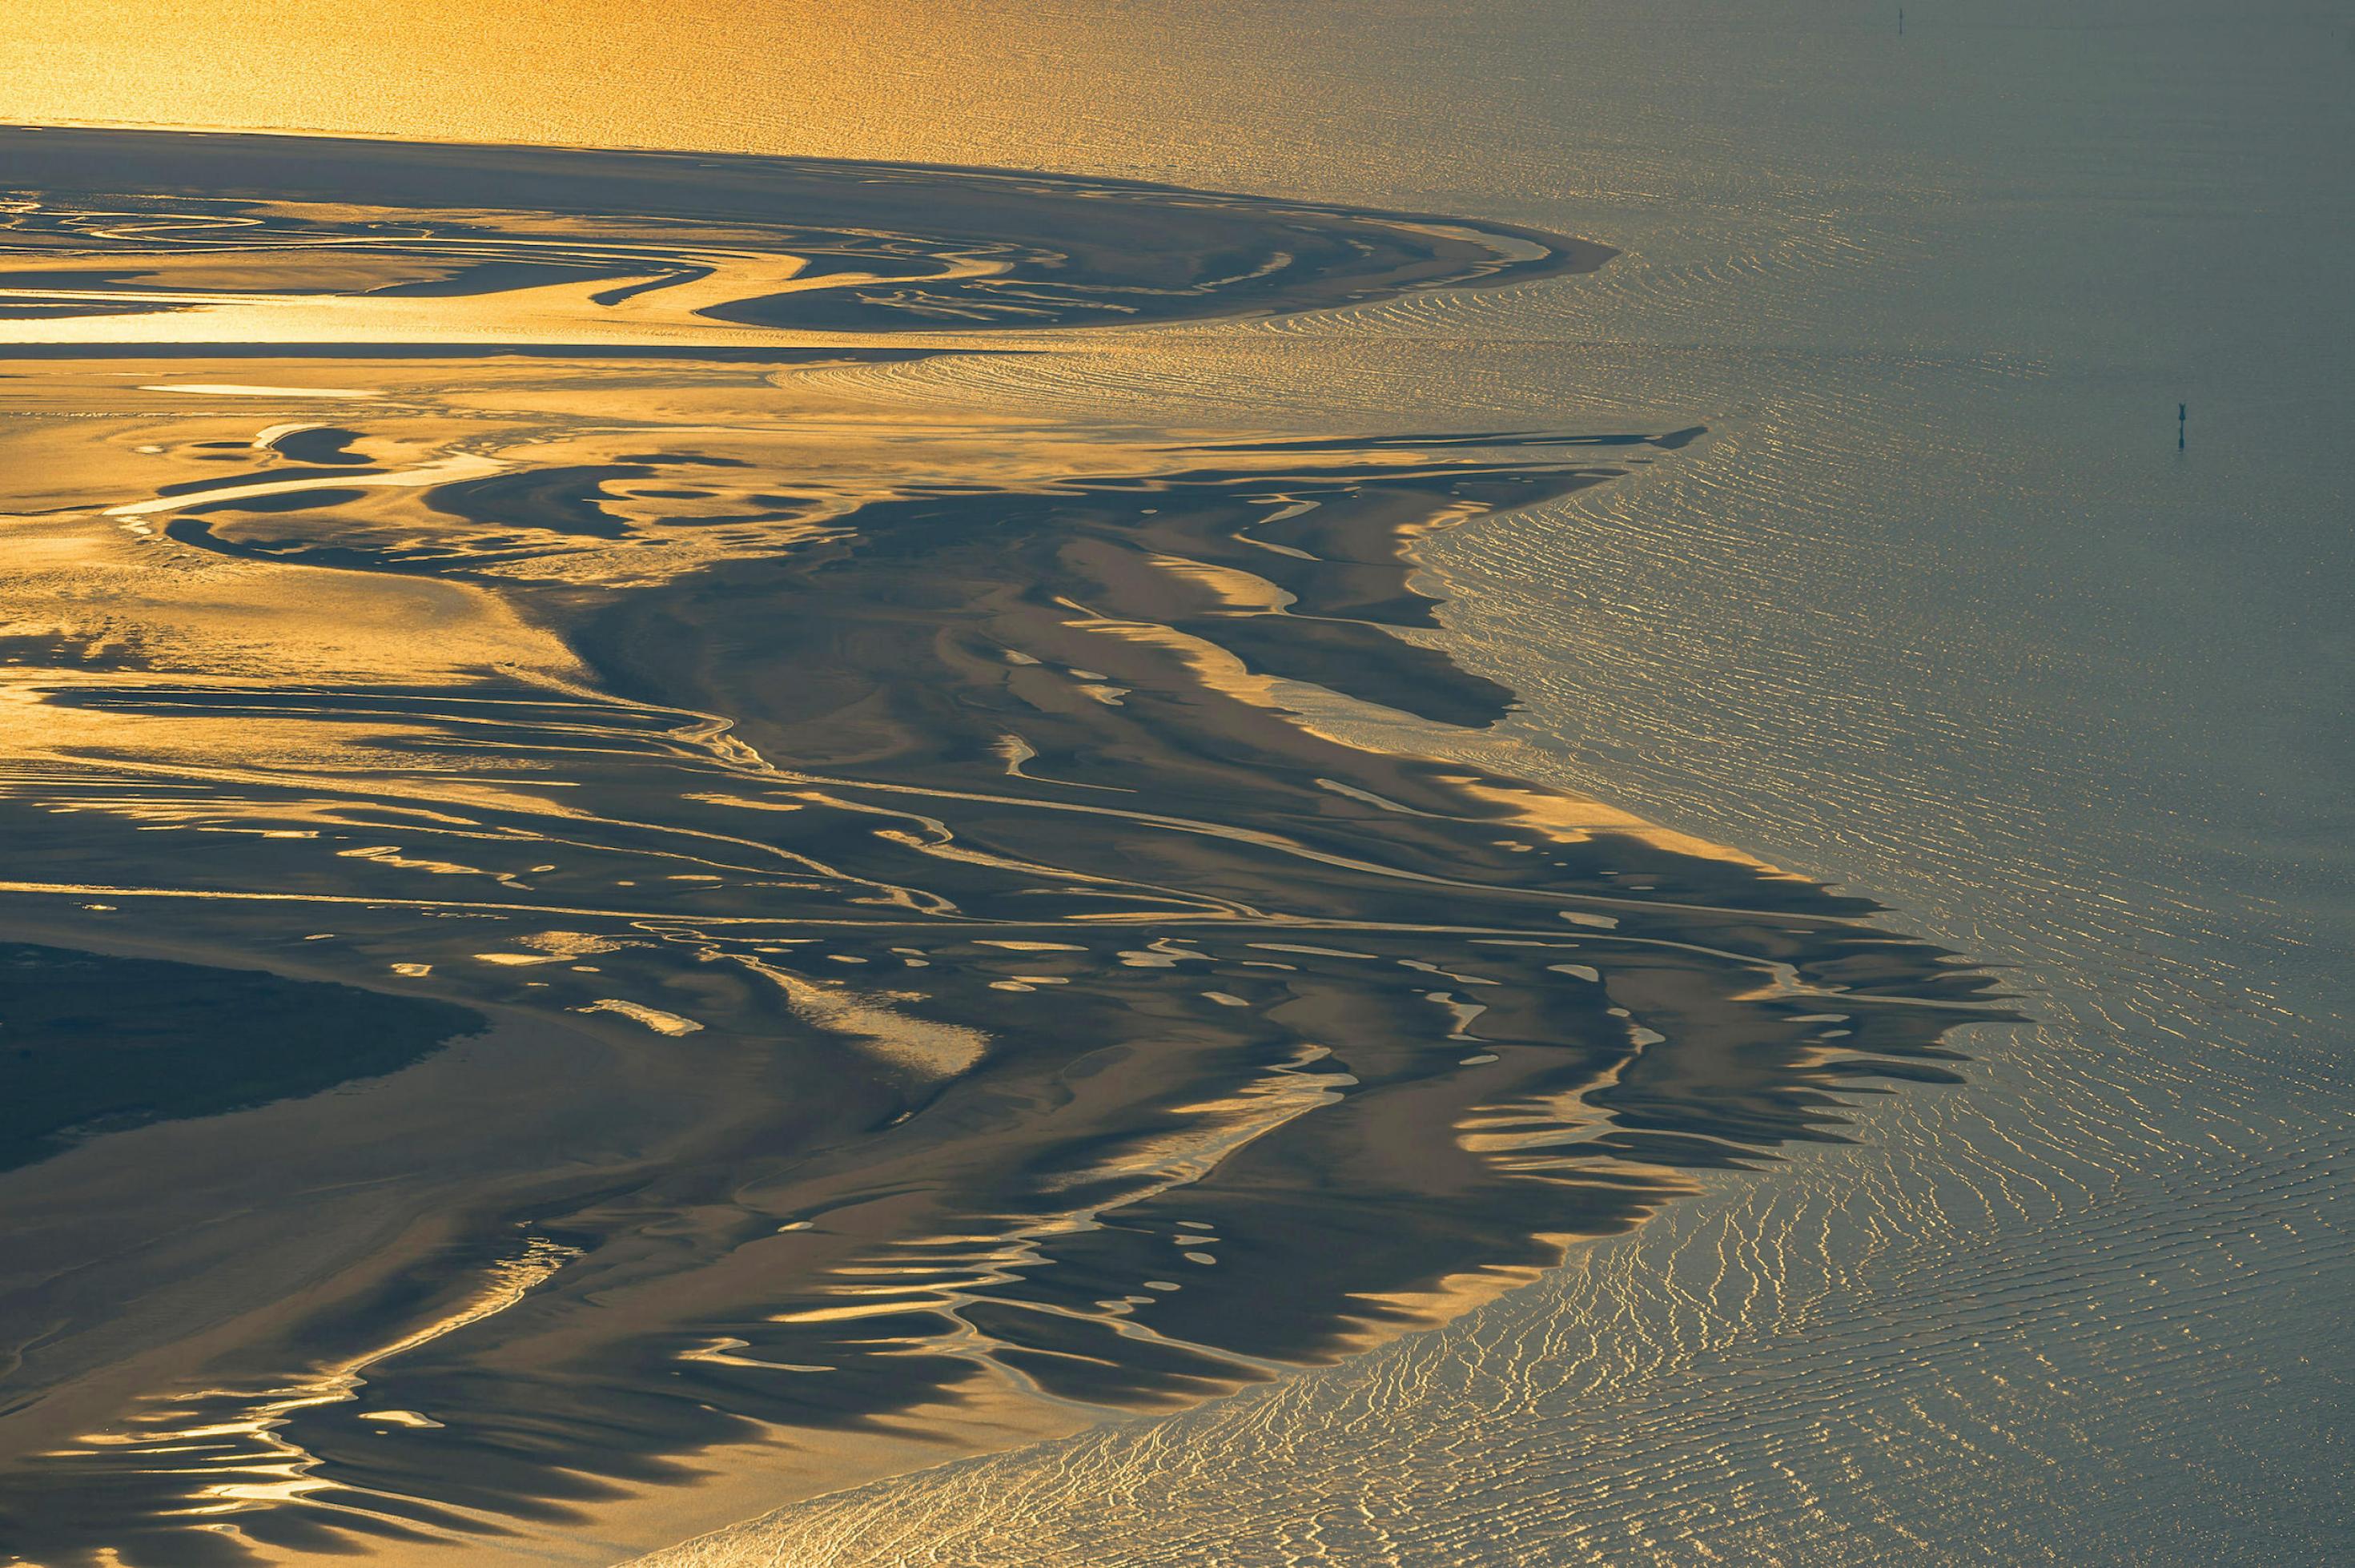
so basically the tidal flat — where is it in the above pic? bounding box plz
[0,129,2001,1566]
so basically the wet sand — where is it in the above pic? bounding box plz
[0,130,1999,1566]
[0,941,478,1172]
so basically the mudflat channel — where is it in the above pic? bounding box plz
[0,129,1998,1565]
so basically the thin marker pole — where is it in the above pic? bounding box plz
[2179,403,2186,450]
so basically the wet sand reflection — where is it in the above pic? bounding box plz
[0,130,2000,1565]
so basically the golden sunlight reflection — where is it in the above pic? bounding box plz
[62,1237,578,1520]
[0,126,2001,1567]
[0,2,1351,182]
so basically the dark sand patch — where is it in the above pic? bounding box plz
[0,941,480,1172]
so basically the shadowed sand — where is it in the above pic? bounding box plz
[0,130,1999,1566]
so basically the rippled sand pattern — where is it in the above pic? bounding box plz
[0,131,2001,1565]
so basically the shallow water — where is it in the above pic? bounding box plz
[2,2,2348,1565]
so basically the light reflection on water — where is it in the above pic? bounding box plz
[574,6,2349,1568]
[0,2,2347,1563]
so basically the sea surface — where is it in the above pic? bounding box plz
[0,3,2348,1565]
